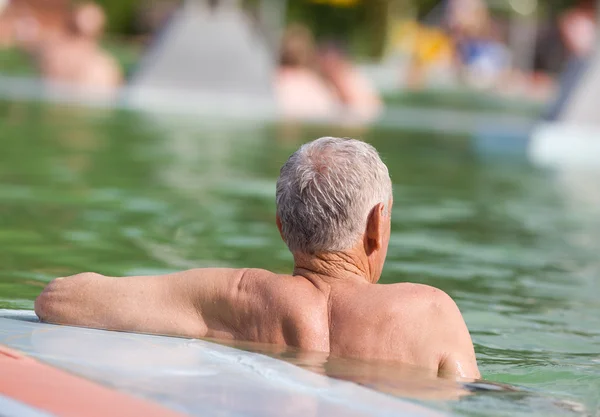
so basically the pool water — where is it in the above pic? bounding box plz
[0,99,598,416]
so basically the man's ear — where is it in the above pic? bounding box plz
[276,214,285,242]
[365,203,384,255]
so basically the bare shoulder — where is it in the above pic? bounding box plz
[239,268,288,280]
[234,268,294,293]
[240,269,321,293]
[381,283,467,331]
[231,269,329,350]
[375,282,455,308]
[233,268,326,312]
[379,283,479,378]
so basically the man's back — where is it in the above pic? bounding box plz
[222,270,478,377]
[212,269,330,351]
[224,270,424,360]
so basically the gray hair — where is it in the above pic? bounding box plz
[276,137,392,254]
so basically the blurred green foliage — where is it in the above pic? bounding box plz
[93,0,138,34]
[93,0,586,36]
[287,0,388,57]
[0,48,36,76]
[84,0,588,60]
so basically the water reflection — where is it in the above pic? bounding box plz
[208,337,591,417]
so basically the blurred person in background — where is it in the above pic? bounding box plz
[0,0,68,49]
[276,24,339,119]
[559,0,597,58]
[276,24,382,122]
[446,0,511,89]
[544,0,597,119]
[400,21,457,89]
[318,43,382,121]
[34,2,122,92]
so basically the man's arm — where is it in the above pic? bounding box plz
[430,289,481,380]
[34,269,245,339]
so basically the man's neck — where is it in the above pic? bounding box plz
[292,250,373,287]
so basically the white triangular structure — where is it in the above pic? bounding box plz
[123,0,276,113]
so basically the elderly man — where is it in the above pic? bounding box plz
[35,137,480,379]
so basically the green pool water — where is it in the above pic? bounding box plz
[0,99,598,416]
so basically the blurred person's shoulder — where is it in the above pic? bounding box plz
[80,46,123,88]
[275,67,339,118]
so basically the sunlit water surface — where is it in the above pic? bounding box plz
[0,100,599,416]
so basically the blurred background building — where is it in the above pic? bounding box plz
[0,0,597,123]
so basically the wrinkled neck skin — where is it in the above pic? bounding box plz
[293,245,379,293]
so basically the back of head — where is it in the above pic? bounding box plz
[71,2,105,39]
[276,137,392,254]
